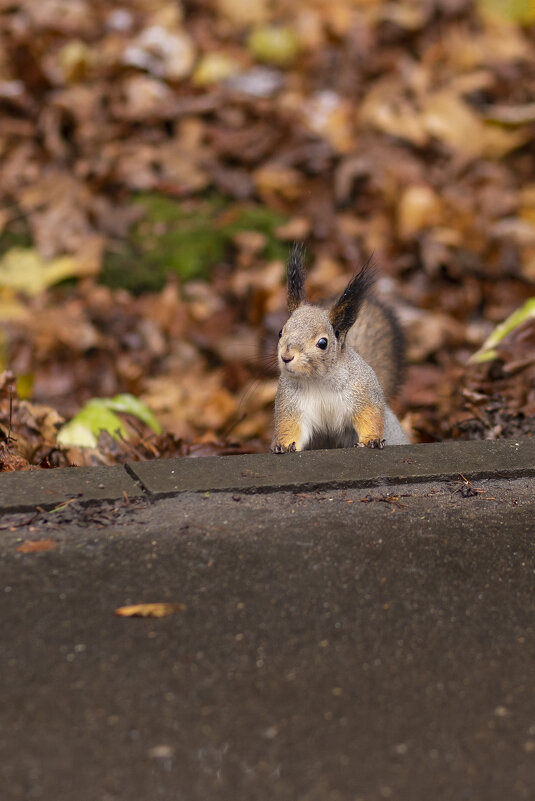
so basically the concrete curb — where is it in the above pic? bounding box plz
[129,438,535,495]
[0,438,534,514]
[0,465,143,514]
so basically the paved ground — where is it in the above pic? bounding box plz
[1,442,534,800]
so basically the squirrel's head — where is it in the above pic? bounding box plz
[277,244,376,379]
[278,305,339,379]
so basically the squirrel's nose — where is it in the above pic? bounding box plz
[282,354,294,363]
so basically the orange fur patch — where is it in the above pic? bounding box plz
[272,415,302,451]
[353,404,384,445]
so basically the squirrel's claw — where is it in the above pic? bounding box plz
[357,438,385,450]
[271,442,297,454]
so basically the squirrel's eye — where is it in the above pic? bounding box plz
[278,330,283,339]
[316,337,328,350]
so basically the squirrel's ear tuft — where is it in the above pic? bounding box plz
[287,242,307,314]
[329,257,376,338]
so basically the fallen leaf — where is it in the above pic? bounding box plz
[301,90,355,153]
[225,66,283,98]
[216,0,271,25]
[57,39,92,83]
[123,26,196,81]
[379,2,427,30]
[17,539,58,553]
[148,744,175,759]
[479,0,535,25]
[114,603,187,618]
[56,394,161,449]
[397,184,442,239]
[106,394,162,435]
[0,294,31,323]
[469,298,535,363]
[116,75,174,121]
[193,53,240,87]
[422,90,527,159]
[0,248,97,296]
[360,79,428,147]
[57,402,127,448]
[248,25,299,67]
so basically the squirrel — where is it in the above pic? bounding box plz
[271,245,410,452]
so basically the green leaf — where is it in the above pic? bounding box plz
[56,420,98,449]
[469,297,535,364]
[56,400,127,448]
[56,394,160,448]
[106,394,162,434]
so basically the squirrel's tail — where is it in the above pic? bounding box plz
[347,296,405,402]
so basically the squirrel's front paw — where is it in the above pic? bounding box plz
[357,438,385,450]
[271,442,297,454]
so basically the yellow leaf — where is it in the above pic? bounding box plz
[422,91,527,158]
[0,291,30,322]
[248,25,299,67]
[0,248,97,297]
[57,39,92,83]
[114,603,187,618]
[193,53,239,86]
[478,0,535,24]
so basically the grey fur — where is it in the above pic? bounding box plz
[271,261,409,452]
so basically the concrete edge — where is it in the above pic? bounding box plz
[0,439,533,514]
[0,464,144,515]
[128,439,535,496]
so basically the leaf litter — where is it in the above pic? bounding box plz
[0,0,534,471]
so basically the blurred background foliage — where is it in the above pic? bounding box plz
[0,0,535,467]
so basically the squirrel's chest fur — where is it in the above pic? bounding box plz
[295,380,357,449]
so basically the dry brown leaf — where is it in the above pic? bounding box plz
[253,164,304,203]
[17,539,58,553]
[359,79,428,147]
[397,185,443,239]
[436,19,530,70]
[123,26,196,81]
[216,0,271,26]
[114,603,187,618]
[17,402,65,443]
[379,2,427,30]
[301,91,355,154]
[422,90,527,159]
[116,75,175,121]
